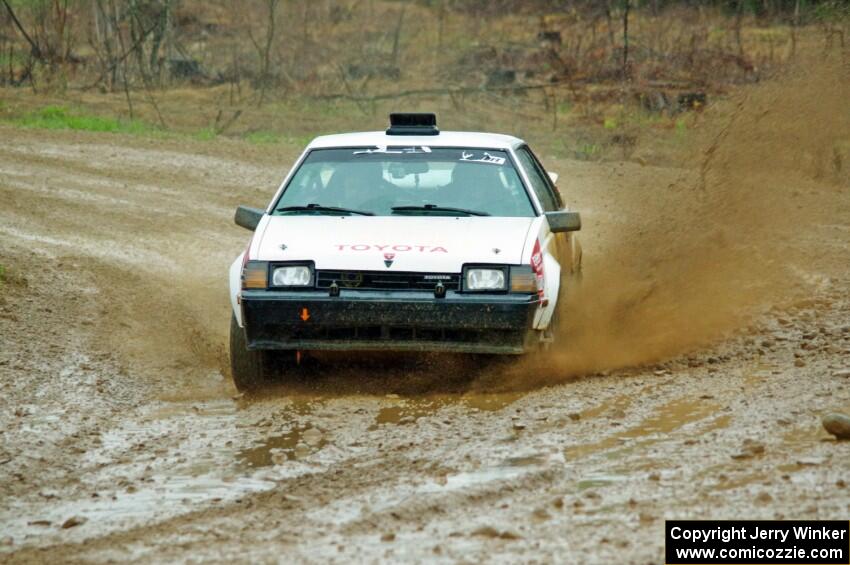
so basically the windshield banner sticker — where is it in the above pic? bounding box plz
[353,146,432,156]
[459,151,506,165]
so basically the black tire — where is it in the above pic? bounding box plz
[229,313,276,392]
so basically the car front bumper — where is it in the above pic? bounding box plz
[240,290,540,354]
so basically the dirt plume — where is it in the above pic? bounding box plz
[541,53,849,379]
[86,246,233,385]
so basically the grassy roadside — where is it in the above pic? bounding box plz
[9,105,158,135]
[0,103,303,148]
[0,94,700,165]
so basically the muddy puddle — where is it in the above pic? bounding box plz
[579,395,633,420]
[566,398,724,460]
[237,392,526,466]
[2,472,276,543]
[239,425,327,467]
[576,474,627,490]
[367,392,525,429]
[306,449,567,528]
[428,451,565,492]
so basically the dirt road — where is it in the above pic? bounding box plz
[1,68,849,563]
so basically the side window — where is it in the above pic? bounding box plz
[527,148,564,209]
[515,146,558,212]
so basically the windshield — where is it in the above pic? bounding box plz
[273,147,535,217]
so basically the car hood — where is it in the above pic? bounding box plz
[255,215,535,272]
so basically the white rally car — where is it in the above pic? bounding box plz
[229,114,581,391]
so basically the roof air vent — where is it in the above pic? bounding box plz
[386,113,439,136]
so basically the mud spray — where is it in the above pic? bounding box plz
[513,53,850,388]
[94,52,847,394]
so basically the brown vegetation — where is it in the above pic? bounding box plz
[0,1,848,161]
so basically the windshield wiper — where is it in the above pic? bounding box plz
[275,203,374,216]
[391,204,490,217]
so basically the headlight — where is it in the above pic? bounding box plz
[465,268,506,291]
[272,265,313,287]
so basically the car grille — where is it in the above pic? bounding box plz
[261,324,522,344]
[315,270,460,291]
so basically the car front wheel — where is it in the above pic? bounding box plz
[229,313,278,392]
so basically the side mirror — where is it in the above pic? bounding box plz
[547,171,559,185]
[235,205,264,231]
[545,210,581,233]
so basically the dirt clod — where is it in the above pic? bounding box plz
[822,414,850,440]
[732,441,766,459]
[61,516,87,529]
[471,526,521,540]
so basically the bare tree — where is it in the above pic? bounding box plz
[390,4,406,66]
[622,0,630,78]
[1,0,75,88]
[604,0,616,57]
[249,0,280,106]
[90,0,120,90]
[1,0,43,62]
[790,0,801,57]
[733,0,745,57]
[107,0,135,119]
